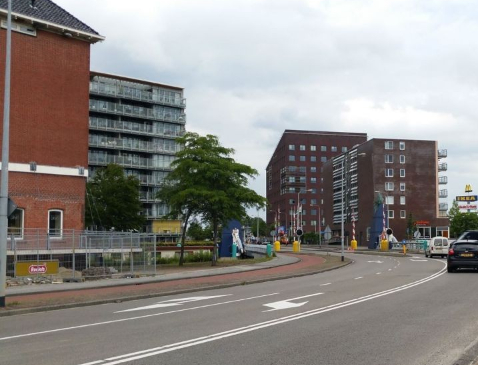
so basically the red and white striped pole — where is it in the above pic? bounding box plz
[382,203,386,240]
[352,216,356,241]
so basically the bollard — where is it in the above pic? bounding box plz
[293,241,300,252]
[403,244,407,255]
[274,240,281,252]
[381,239,389,251]
[350,239,357,251]
[232,243,237,259]
[266,243,272,257]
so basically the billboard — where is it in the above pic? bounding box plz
[15,260,59,276]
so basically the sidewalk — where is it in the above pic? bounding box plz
[1,252,349,316]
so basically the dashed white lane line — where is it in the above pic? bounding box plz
[320,283,332,286]
[354,277,363,280]
[388,269,392,271]
[376,273,381,275]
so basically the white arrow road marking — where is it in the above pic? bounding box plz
[367,260,384,263]
[115,295,231,313]
[263,293,323,312]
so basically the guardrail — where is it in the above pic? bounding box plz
[245,244,271,257]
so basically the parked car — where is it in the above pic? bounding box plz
[425,236,449,258]
[447,231,478,273]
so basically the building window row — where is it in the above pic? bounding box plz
[387,210,407,219]
[8,209,64,238]
[288,145,348,153]
[385,141,406,150]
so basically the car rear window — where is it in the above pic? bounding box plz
[454,241,478,247]
[458,231,478,240]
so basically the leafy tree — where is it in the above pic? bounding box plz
[243,216,269,237]
[86,164,145,231]
[450,212,478,238]
[407,213,415,240]
[158,132,266,265]
[187,220,210,241]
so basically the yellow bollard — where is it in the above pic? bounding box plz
[293,240,300,252]
[403,244,407,255]
[351,239,357,251]
[381,239,388,251]
[274,240,281,252]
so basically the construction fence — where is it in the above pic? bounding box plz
[6,229,192,279]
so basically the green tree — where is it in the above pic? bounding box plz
[158,132,266,265]
[450,212,478,238]
[243,216,269,238]
[86,164,145,231]
[407,213,415,240]
[187,220,209,241]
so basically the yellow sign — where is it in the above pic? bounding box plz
[465,184,473,193]
[15,260,59,276]
[456,195,477,202]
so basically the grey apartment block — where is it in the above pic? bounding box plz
[88,71,186,232]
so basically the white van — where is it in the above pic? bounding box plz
[425,237,449,258]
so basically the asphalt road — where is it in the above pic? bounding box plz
[1,252,478,365]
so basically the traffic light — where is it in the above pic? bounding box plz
[386,228,393,236]
[296,228,303,236]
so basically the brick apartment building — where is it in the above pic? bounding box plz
[0,0,103,237]
[266,130,368,235]
[322,138,449,247]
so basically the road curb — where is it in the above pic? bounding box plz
[452,335,478,365]
[0,258,351,317]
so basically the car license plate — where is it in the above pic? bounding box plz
[460,253,474,257]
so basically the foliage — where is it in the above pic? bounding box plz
[86,164,145,231]
[159,132,267,266]
[406,213,415,240]
[303,232,320,244]
[243,216,269,237]
[187,220,213,241]
[156,251,212,265]
[449,212,478,238]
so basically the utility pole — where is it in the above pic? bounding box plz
[0,0,12,308]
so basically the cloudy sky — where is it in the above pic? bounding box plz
[57,0,477,215]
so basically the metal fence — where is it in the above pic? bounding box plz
[6,229,178,279]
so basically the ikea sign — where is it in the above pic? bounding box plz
[456,195,477,202]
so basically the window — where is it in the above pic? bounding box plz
[311,188,317,193]
[300,145,306,151]
[311,145,316,151]
[321,156,327,163]
[289,176,295,182]
[311,209,317,215]
[400,182,406,191]
[385,196,394,205]
[48,209,63,237]
[8,208,24,238]
[311,199,317,205]
[289,155,295,161]
[385,182,394,191]
[311,167,317,173]
[400,169,405,177]
[399,141,405,150]
[299,176,306,183]
[388,210,394,219]
[400,196,406,205]
[400,155,406,164]
[400,210,406,218]
[385,141,394,150]
[331,146,337,152]
[300,155,306,162]
[311,220,317,226]
[289,166,297,172]
[385,169,394,177]
[385,154,393,163]
[299,166,306,172]
[311,177,317,183]
[289,145,295,150]
[311,156,317,162]
[342,147,348,152]
[289,199,295,204]
[321,146,327,152]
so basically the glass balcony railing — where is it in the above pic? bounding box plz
[88,154,175,170]
[90,81,187,109]
[438,149,447,158]
[439,189,448,198]
[438,163,448,171]
[439,203,448,211]
[89,100,186,124]
[438,176,448,184]
[89,117,186,138]
[88,136,181,154]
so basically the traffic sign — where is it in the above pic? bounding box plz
[7,197,17,217]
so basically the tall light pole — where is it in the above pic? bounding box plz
[341,160,345,261]
[375,190,388,240]
[0,0,12,308]
[296,188,312,241]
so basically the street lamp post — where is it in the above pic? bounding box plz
[296,189,312,241]
[341,162,345,261]
[375,190,389,242]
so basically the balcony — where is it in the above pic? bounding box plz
[439,189,448,198]
[438,176,448,185]
[439,203,448,211]
[438,149,447,159]
[89,136,180,155]
[90,81,187,109]
[438,163,448,172]
[89,118,186,138]
[89,100,186,124]
[88,154,174,171]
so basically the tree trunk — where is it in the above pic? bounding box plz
[179,210,191,266]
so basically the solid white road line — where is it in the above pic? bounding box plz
[320,283,332,286]
[0,293,279,342]
[354,277,363,280]
[81,264,447,365]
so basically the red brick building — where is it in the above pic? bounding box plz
[266,130,368,236]
[0,0,103,236]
